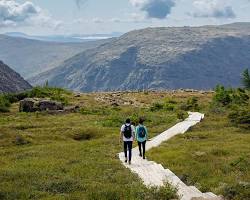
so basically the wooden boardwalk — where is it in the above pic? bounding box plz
[119,112,221,200]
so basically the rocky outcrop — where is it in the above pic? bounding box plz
[0,61,32,93]
[19,98,80,114]
[30,22,250,92]
[19,98,63,112]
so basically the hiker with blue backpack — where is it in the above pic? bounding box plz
[136,117,148,159]
[120,118,135,165]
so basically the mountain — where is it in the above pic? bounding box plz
[4,32,122,43]
[30,23,250,92]
[0,35,111,79]
[0,61,32,93]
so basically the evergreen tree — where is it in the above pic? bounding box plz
[242,69,250,89]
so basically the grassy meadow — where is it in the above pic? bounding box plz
[0,87,249,200]
[0,89,182,200]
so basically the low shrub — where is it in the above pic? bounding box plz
[0,95,11,112]
[222,182,250,200]
[163,98,177,111]
[177,110,186,120]
[3,86,70,107]
[228,106,250,129]
[213,85,232,106]
[180,97,199,111]
[150,102,164,111]
[231,88,249,105]
[212,85,249,107]
[140,183,178,200]
[29,86,69,105]
[150,99,177,112]
[72,128,101,141]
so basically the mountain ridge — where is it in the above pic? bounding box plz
[0,61,32,93]
[27,22,250,91]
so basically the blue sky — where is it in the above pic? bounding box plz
[0,0,250,35]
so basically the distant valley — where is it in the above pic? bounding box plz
[4,32,122,43]
[0,35,111,79]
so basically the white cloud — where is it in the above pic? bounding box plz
[129,0,176,19]
[0,0,62,29]
[92,17,104,23]
[110,18,121,23]
[192,0,236,19]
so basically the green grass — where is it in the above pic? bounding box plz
[1,89,248,200]
[0,91,182,200]
[147,108,250,200]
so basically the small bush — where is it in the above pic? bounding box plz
[0,86,70,111]
[231,88,249,105]
[180,97,199,111]
[29,86,69,105]
[14,124,37,130]
[150,102,164,111]
[163,99,177,111]
[139,183,178,200]
[242,68,250,90]
[72,128,100,141]
[213,86,249,107]
[177,110,186,120]
[0,95,11,112]
[223,182,250,200]
[213,85,232,106]
[228,106,250,128]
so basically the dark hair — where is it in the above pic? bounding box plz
[125,118,131,123]
[139,117,145,124]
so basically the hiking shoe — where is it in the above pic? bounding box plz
[143,156,145,159]
[125,158,127,163]
[128,161,131,165]
[139,154,142,157]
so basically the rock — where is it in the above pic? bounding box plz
[14,135,29,145]
[64,105,80,113]
[74,93,81,97]
[19,98,39,112]
[19,98,63,112]
[111,102,119,107]
[38,100,63,111]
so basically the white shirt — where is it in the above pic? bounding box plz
[121,123,135,142]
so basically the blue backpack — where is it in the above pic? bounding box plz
[138,126,146,138]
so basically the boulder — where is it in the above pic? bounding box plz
[38,100,63,111]
[19,98,63,112]
[19,98,39,112]
[63,105,80,113]
[74,93,81,97]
